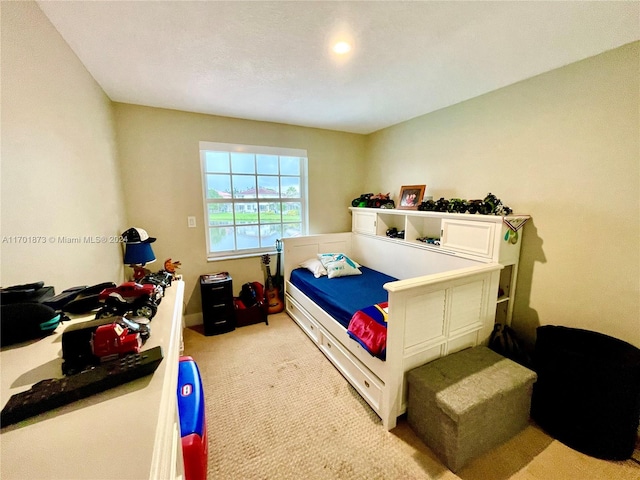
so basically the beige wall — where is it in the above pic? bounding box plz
[113,104,366,319]
[1,1,126,289]
[365,42,640,348]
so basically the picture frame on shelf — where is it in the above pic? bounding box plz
[398,185,426,210]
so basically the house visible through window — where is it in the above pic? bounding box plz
[199,141,308,258]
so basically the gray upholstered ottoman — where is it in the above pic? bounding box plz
[406,346,537,472]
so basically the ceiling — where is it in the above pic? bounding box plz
[37,1,639,135]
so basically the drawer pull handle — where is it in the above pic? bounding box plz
[310,325,314,330]
[211,286,224,291]
[212,303,226,308]
[327,343,331,348]
[364,380,370,388]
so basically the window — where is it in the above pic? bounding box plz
[200,141,308,259]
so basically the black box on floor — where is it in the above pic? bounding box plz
[200,273,235,336]
[234,299,268,327]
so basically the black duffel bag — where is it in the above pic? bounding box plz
[1,302,63,346]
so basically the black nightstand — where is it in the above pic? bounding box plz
[200,272,235,336]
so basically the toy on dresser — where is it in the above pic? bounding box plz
[95,282,162,320]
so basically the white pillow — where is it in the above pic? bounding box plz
[299,258,327,278]
[317,253,362,279]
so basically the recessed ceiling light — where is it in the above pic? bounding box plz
[333,41,351,55]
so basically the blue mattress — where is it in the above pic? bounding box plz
[289,266,398,329]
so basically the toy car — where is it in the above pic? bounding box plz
[118,316,151,341]
[417,197,450,212]
[140,271,173,294]
[96,295,158,320]
[386,227,405,239]
[418,193,513,216]
[447,198,468,213]
[351,192,395,209]
[352,193,373,207]
[91,323,141,361]
[61,316,150,374]
[95,282,161,320]
[99,282,161,302]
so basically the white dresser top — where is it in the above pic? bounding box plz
[0,280,185,480]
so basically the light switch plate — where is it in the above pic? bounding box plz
[188,216,196,228]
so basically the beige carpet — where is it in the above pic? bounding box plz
[183,313,640,480]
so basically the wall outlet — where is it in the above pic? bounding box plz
[188,216,196,228]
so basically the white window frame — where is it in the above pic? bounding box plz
[199,141,309,260]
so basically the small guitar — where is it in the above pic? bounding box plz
[274,239,284,300]
[261,254,284,314]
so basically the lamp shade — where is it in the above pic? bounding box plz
[124,242,156,265]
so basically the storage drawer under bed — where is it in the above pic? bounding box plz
[286,295,320,343]
[286,293,384,414]
[319,329,383,412]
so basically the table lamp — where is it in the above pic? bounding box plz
[122,227,157,281]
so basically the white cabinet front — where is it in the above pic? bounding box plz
[352,210,377,235]
[440,219,495,258]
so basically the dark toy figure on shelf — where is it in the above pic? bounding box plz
[352,192,395,209]
[418,193,512,215]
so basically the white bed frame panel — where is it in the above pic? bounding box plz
[283,233,502,430]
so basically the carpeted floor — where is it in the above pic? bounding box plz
[183,313,640,480]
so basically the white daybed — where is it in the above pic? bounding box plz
[283,226,509,430]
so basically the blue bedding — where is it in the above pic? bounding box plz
[289,266,398,329]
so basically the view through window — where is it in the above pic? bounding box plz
[200,142,308,258]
